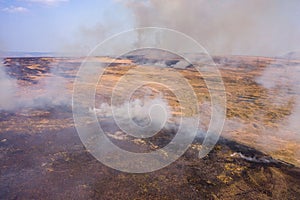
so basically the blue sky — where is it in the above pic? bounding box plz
[0,0,299,56]
[0,0,132,53]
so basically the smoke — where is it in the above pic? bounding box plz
[92,95,207,139]
[120,0,300,56]
[172,60,189,69]
[20,62,71,110]
[55,1,300,57]
[0,60,71,111]
[58,2,133,57]
[93,96,173,132]
[256,51,300,139]
[21,74,71,109]
[253,51,300,165]
[0,63,18,110]
[59,23,114,56]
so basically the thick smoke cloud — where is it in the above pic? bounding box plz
[120,0,300,56]
[57,1,299,57]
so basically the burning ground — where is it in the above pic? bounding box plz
[0,54,300,199]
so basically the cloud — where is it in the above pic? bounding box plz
[2,6,28,13]
[25,0,69,6]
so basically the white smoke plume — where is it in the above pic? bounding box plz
[0,63,18,110]
[21,75,71,109]
[93,96,173,130]
[256,51,300,142]
[0,60,71,111]
[92,95,207,139]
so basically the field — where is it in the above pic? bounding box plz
[0,53,300,199]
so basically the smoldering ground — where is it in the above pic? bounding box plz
[0,60,71,111]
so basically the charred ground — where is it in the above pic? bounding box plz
[0,55,300,199]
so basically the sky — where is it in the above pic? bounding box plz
[0,0,132,53]
[0,0,299,56]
